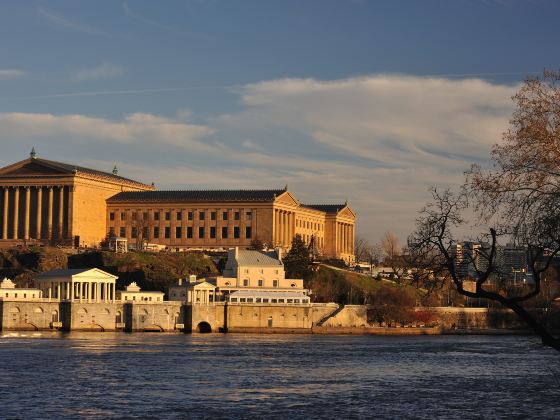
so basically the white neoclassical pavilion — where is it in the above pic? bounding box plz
[35,268,118,302]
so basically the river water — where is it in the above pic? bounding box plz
[0,332,559,419]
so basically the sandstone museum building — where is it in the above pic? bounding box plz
[0,151,356,262]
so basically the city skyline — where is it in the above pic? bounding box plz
[1,0,559,242]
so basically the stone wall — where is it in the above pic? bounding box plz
[124,301,184,332]
[185,302,339,333]
[0,299,61,331]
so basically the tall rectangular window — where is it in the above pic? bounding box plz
[234,211,240,221]
[143,227,149,239]
[175,227,182,238]
[165,212,171,221]
[211,211,216,220]
[120,227,126,237]
[221,226,228,238]
[187,226,193,238]
[154,211,160,221]
[245,227,252,239]
[143,212,149,221]
[246,211,252,220]
[109,212,115,221]
[198,227,205,238]
[176,211,182,221]
[120,212,126,221]
[199,211,205,220]
[153,227,159,238]
[109,227,115,237]
[165,227,170,238]
[131,227,138,238]
[234,226,240,239]
[188,211,193,221]
[210,226,216,238]
[132,212,137,221]
[222,211,228,221]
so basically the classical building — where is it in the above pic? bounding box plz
[216,247,308,296]
[35,268,118,302]
[0,150,153,247]
[170,247,310,305]
[0,151,356,261]
[117,282,165,302]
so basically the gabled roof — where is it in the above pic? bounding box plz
[302,204,347,213]
[236,249,283,267]
[107,189,286,203]
[0,157,152,189]
[36,268,118,280]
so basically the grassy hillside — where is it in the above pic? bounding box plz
[0,247,217,292]
[307,265,420,305]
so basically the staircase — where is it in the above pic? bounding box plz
[315,304,345,327]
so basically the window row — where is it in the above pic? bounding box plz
[241,279,278,287]
[110,210,252,222]
[229,297,308,304]
[110,226,252,240]
[296,219,323,231]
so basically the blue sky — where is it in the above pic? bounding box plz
[1,0,559,242]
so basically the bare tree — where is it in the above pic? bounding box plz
[380,231,408,283]
[354,235,374,263]
[409,71,560,351]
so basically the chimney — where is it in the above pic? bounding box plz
[178,278,182,286]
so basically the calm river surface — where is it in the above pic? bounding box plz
[1,332,559,419]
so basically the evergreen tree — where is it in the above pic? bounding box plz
[283,234,313,279]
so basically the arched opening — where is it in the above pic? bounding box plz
[144,325,163,332]
[115,311,122,324]
[51,310,59,323]
[197,321,212,333]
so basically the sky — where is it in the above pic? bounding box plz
[0,0,559,244]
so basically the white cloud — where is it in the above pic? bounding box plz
[215,74,518,241]
[73,62,123,81]
[0,112,213,150]
[0,69,25,79]
[0,74,519,242]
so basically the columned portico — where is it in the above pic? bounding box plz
[2,187,7,240]
[0,184,72,243]
[36,268,118,303]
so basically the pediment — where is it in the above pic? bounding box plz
[0,159,70,178]
[338,206,356,219]
[274,191,300,207]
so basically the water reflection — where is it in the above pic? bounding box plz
[0,333,559,418]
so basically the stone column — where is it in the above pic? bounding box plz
[13,187,19,239]
[69,282,74,301]
[36,187,42,239]
[67,186,73,241]
[111,283,115,302]
[48,283,52,301]
[24,187,30,240]
[47,187,53,240]
[87,282,92,302]
[2,187,8,240]
[96,283,100,303]
[58,186,64,240]
[273,209,277,245]
[57,283,61,301]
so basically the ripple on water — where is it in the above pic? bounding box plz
[0,333,558,419]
